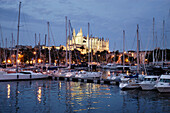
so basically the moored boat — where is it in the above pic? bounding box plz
[140,75,159,90]
[0,70,48,81]
[75,70,102,78]
[119,74,141,90]
[155,75,170,93]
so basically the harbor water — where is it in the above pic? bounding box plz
[0,79,170,113]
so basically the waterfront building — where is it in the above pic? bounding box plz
[67,28,109,54]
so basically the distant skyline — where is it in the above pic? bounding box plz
[0,0,170,52]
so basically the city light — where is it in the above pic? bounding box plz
[132,53,134,57]
[125,58,129,62]
[38,59,42,63]
[17,59,20,63]
[18,54,23,58]
[26,60,29,64]
[7,59,11,63]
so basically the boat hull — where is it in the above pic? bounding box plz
[140,83,156,90]
[0,74,48,81]
[119,83,140,90]
[156,87,170,93]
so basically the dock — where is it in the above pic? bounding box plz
[48,75,119,85]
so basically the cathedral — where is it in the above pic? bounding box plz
[67,28,109,54]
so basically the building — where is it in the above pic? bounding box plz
[67,28,109,54]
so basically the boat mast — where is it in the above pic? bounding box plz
[155,32,158,64]
[123,30,125,71]
[165,34,167,62]
[47,22,51,65]
[88,23,90,71]
[16,2,21,72]
[35,33,37,47]
[153,17,155,65]
[137,24,139,73]
[44,34,47,65]
[5,38,7,68]
[162,20,165,66]
[0,24,4,65]
[65,16,68,67]
[11,33,14,65]
[0,42,2,64]
[35,33,37,65]
[69,20,71,68]
[39,33,41,64]
[114,42,116,64]
[91,35,92,72]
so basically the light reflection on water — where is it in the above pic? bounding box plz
[0,80,169,113]
[7,84,10,98]
[37,87,42,103]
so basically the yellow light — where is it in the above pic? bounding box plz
[18,54,23,58]
[33,52,36,55]
[38,59,41,63]
[26,60,29,64]
[30,61,33,64]
[126,70,129,75]
[7,59,11,63]
[37,87,42,103]
[33,60,36,64]
[145,59,148,61]
[125,58,129,62]
[17,59,20,63]
[132,53,134,57]
[7,84,10,98]
[2,60,6,63]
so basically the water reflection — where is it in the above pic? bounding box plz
[0,80,169,113]
[37,87,42,103]
[7,84,10,98]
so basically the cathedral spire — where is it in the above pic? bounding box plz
[80,28,82,34]
[73,29,76,37]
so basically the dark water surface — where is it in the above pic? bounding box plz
[0,80,170,113]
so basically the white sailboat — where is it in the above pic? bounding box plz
[119,73,141,89]
[0,2,48,81]
[119,25,141,90]
[0,70,47,81]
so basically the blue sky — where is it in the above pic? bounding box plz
[0,0,170,51]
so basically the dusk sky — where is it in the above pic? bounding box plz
[0,0,170,52]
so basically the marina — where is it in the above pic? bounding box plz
[0,0,170,113]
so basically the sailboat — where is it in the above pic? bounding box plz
[0,2,48,81]
[119,25,142,90]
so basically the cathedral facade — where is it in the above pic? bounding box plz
[67,28,109,54]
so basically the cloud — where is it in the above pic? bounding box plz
[0,0,170,50]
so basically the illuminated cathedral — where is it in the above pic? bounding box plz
[67,28,109,54]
